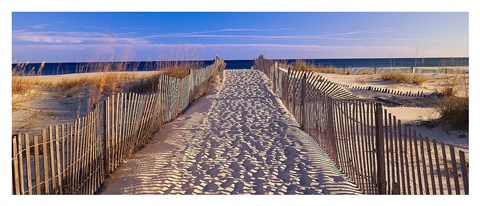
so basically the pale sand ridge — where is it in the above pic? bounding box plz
[100,70,361,195]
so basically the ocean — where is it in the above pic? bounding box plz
[12,57,468,76]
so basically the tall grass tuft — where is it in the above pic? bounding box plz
[292,60,316,72]
[163,67,190,78]
[381,72,426,85]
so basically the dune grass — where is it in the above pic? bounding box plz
[291,60,339,73]
[162,67,190,79]
[381,72,426,85]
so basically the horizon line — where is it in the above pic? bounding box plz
[12,56,470,64]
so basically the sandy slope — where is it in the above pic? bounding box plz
[100,70,361,195]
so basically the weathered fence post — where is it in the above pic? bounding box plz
[103,98,109,174]
[459,151,469,195]
[286,67,291,108]
[301,73,307,130]
[375,103,387,194]
[273,62,278,93]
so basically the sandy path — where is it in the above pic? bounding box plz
[100,70,361,195]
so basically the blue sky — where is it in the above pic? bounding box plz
[12,12,468,62]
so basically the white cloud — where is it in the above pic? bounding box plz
[15,34,84,43]
[12,31,148,44]
[151,34,360,41]
[328,28,397,36]
[30,24,49,29]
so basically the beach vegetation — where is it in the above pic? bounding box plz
[292,60,315,72]
[381,72,426,85]
[411,75,427,85]
[163,67,190,79]
[361,70,375,75]
[291,60,340,74]
[127,75,160,94]
[12,77,35,95]
[318,66,338,74]
[434,73,469,132]
[437,97,468,132]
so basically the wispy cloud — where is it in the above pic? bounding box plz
[156,34,360,41]
[142,28,291,38]
[84,26,153,30]
[13,27,393,47]
[327,28,396,36]
[140,28,396,41]
[393,38,441,42]
[30,24,49,29]
[13,31,148,44]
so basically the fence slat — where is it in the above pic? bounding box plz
[441,142,452,195]
[432,140,443,195]
[119,93,125,164]
[459,151,468,195]
[80,117,86,194]
[408,127,417,194]
[366,103,376,194]
[49,126,56,194]
[34,135,41,194]
[401,124,411,195]
[419,135,429,195]
[42,129,50,194]
[12,136,20,195]
[25,134,33,194]
[385,111,391,194]
[413,131,423,194]
[397,119,406,194]
[55,125,63,194]
[375,103,386,194]
[426,137,436,195]
[450,145,460,195]
[72,120,79,194]
[105,96,110,173]
[18,134,25,195]
[69,124,74,194]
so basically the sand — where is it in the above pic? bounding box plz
[100,70,361,195]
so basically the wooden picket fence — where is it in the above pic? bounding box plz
[12,57,226,194]
[331,82,444,98]
[11,107,103,195]
[254,55,469,195]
